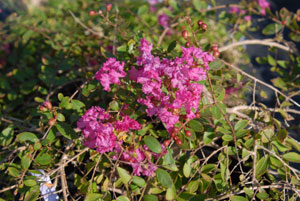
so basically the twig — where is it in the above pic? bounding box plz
[227,105,300,115]
[219,39,295,53]
[221,59,300,108]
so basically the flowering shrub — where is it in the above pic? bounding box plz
[1,0,300,201]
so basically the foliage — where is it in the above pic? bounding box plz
[0,0,300,200]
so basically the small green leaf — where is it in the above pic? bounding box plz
[0,125,14,146]
[187,180,199,193]
[187,120,204,132]
[209,60,224,70]
[234,120,248,131]
[143,195,158,201]
[167,41,177,52]
[262,23,283,35]
[132,176,146,187]
[35,153,51,165]
[201,164,216,173]
[255,155,269,178]
[166,185,176,200]
[24,179,37,187]
[56,113,65,122]
[117,196,130,201]
[17,132,39,143]
[271,77,288,91]
[8,167,19,177]
[144,136,162,153]
[282,152,300,163]
[117,167,131,185]
[109,100,119,111]
[85,193,103,201]
[211,105,222,120]
[230,195,249,201]
[257,192,269,200]
[55,122,77,139]
[156,168,173,188]
[222,134,233,142]
[203,131,214,144]
[21,154,32,169]
[137,5,148,15]
[267,55,276,66]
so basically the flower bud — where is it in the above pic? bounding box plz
[89,10,96,16]
[182,30,188,39]
[185,130,192,137]
[48,118,56,126]
[176,139,182,145]
[163,140,171,147]
[106,4,112,12]
[213,51,220,57]
[44,100,52,110]
[40,105,47,112]
[197,20,203,26]
[201,23,208,30]
[185,42,191,47]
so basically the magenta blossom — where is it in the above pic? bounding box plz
[95,58,126,91]
[158,13,170,29]
[258,0,270,15]
[77,106,118,154]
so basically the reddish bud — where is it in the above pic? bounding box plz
[195,112,201,119]
[185,130,192,137]
[89,10,96,16]
[197,20,203,26]
[282,20,286,25]
[213,51,220,57]
[163,140,171,147]
[176,139,182,145]
[174,135,179,141]
[185,42,191,47]
[44,100,52,110]
[48,118,56,126]
[182,30,188,39]
[186,17,192,24]
[211,44,218,52]
[40,105,47,112]
[106,4,112,12]
[173,127,180,134]
[201,23,208,30]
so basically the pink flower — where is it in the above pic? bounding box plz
[229,6,241,14]
[95,58,126,91]
[244,15,252,22]
[258,0,270,15]
[115,115,141,132]
[77,106,118,154]
[158,13,170,28]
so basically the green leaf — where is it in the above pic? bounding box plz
[222,134,233,142]
[117,167,131,185]
[255,155,269,178]
[271,77,288,91]
[211,105,222,120]
[167,41,177,52]
[267,55,276,66]
[85,193,103,201]
[144,136,162,153]
[187,120,204,132]
[24,179,37,187]
[17,132,39,143]
[8,167,19,177]
[234,120,248,131]
[166,185,176,200]
[156,168,173,188]
[35,153,51,165]
[0,125,14,146]
[183,158,192,178]
[55,122,77,139]
[109,100,119,111]
[262,23,283,35]
[243,187,253,197]
[143,195,158,201]
[209,60,224,70]
[230,196,249,201]
[71,99,85,111]
[56,113,65,122]
[137,5,148,15]
[282,152,300,163]
[285,137,300,152]
[132,176,146,187]
[289,32,300,42]
[24,186,39,201]
[117,196,130,201]
[203,131,214,144]
[21,154,32,169]
[201,164,216,173]
[187,180,200,193]
[193,0,206,11]
[257,192,269,200]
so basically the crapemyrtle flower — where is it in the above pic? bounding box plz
[95,58,126,91]
[258,0,270,15]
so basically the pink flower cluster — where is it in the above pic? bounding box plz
[130,39,214,133]
[258,0,270,15]
[229,6,251,22]
[77,106,161,176]
[158,13,170,29]
[95,58,126,91]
